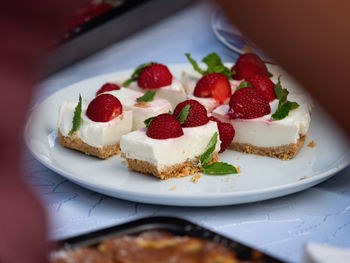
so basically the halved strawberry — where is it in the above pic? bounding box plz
[146,113,183,139]
[246,74,276,102]
[194,73,231,104]
[96,83,121,95]
[173,100,209,127]
[228,87,271,119]
[232,53,270,80]
[86,94,122,122]
[138,63,173,89]
[209,116,235,153]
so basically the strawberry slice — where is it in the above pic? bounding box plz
[173,100,209,127]
[96,83,121,95]
[86,94,122,122]
[228,88,271,119]
[209,116,235,153]
[146,114,183,139]
[246,74,276,102]
[138,63,173,89]
[194,73,231,104]
[232,53,270,80]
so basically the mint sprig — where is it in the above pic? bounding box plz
[271,101,299,120]
[198,132,238,175]
[185,52,235,79]
[199,132,218,166]
[271,77,300,120]
[144,105,188,128]
[202,162,237,175]
[68,95,82,135]
[185,53,205,75]
[235,81,252,91]
[137,91,156,102]
[176,104,190,125]
[274,77,289,101]
[123,62,154,87]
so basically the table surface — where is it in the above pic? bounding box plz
[23,3,350,263]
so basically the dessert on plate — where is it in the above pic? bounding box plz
[57,93,132,159]
[96,84,172,130]
[211,53,313,160]
[122,62,187,108]
[120,100,227,179]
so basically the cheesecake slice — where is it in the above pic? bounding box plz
[120,117,220,180]
[212,66,312,160]
[57,94,132,159]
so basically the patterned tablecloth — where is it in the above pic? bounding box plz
[23,3,350,262]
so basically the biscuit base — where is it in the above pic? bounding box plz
[121,152,219,180]
[57,129,120,159]
[229,135,306,160]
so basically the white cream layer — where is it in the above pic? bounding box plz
[211,65,313,147]
[120,121,221,170]
[105,88,172,130]
[128,78,187,109]
[57,101,133,148]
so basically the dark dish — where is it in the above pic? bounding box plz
[50,216,284,263]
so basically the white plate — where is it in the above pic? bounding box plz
[211,9,274,63]
[25,64,350,207]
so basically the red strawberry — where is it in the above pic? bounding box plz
[146,114,183,139]
[86,94,122,122]
[173,100,209,127]
[209,116,235,153]
[246,74,276,102]
[96,83,121,95]
[232,53,270,80]
[194,73,231,104]
[138,63,173,89]
[228,88,271,119]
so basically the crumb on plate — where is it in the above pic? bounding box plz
[191,173,201,183]
[307,140,316,148]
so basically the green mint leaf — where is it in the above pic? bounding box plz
[202,53,222,72]
[144,116,155,128]
[271,77,299,120]
[185,53,205,75]
[185,52,235,79]
[123,62,154,87]
[202,52,234,79]
[199,132,218,166]
[271,101,299,120]
[168,110,172,114]
[202,162,237,175]
[236,81,252,91]
[137,91,156,102]
[176,104,190,125]
[274,76,288,101]
[68,95,82,135]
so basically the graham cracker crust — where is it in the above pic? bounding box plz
[229,135,306,160]
[57,129,120,159]
[121,152,219,180]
